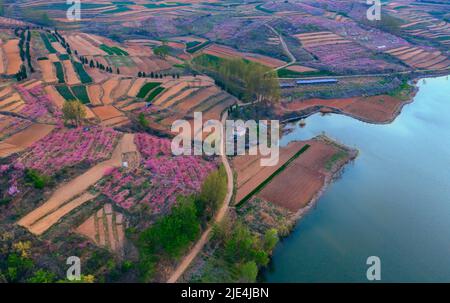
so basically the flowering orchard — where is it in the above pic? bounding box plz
[16,84,62,124]
[94,133,217,214]
[16,126,121,175]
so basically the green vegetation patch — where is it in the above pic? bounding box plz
[255,4,274,14]
[53,62,65,83]
[136,82,162,98]
[277,67,334,78]
[71,85,91,104]
[237,144,311,206]
[40,33,56,54]
[55,85,76,101]
[100,44,129,56]
[106,55,134,67]
[186,41,211,54]
[389,79,414,101]
[58,54,70,61]
[72,61,93,84]
[325,150,348,171]
[145,87,165,102]
[102,5,132,14]
[186,41,202,49]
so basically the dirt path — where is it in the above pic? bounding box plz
[18,133,138,235]
[265,24,296,71]
[167,112,234,283]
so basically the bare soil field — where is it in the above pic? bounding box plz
[0,45,4,74]
[45,85,65,108]
[38,60,58,83]
[26,192,98,235]
[3,39,22,75]
[87,84,104,106]
[174,86,220,112]
[258,138,355,212]
[281,95,408,123]
[62,60,81,85]
[285,65,318,73]
[91,105,129,127]
[0,92,24,113]
[0,124,55,158]
[233,141,305,203]
[127,78,147,97]
[91,105,123,121]
[77,203,126,254]
[295,31,351,48]
[112,78,133,100]
[386,46,450,70]
[0,114,32,140]
[101,78,120,104]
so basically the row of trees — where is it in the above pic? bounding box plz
[137,165,228,281]
[192,55,280,105]
[15,65,27,81]
[137,71,180,79]
[79,56,119,74]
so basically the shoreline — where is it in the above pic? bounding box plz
[254,77,429,280]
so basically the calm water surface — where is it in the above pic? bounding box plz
[264,76,450,282]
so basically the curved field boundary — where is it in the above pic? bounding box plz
[112,78,133,100]
[101,78,120,104]
[136,82,161,99]
[159,87,199,109]
[145,86,165,102]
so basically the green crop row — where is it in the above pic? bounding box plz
[136,82,162,98]
[72,61,93,84]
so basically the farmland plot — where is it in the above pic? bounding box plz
[76,204,126,254]
[3,39,22,75]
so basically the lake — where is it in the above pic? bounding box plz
[263,76,450,282]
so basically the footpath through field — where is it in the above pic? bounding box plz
[18,133,138,235]
[265,24,296,71]
[167,112,234,283]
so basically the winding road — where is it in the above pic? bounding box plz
[167,112,234,283]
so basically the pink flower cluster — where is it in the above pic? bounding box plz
[16,84,62,123]
[309,43,404,73]
[16,126,120,175]
[94,133,217,214]
[0,163,25,197]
